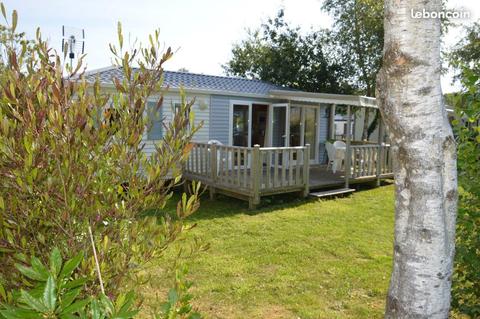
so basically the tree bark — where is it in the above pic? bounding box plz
[376,0,457,318]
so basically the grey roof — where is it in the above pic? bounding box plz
[84,66,296,96]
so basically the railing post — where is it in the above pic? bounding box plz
[249,144,261,209]
[376,114,384,187]
[345,105,352,189]
[209,144,217,200]
[302,144,310,197]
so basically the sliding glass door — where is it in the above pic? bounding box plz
[304,108,317,160]
[271,104,288,147]
[289,106,302,147]
[288,106,318,162]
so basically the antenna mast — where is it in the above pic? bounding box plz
[62,26,85,68]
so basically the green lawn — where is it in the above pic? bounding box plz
[143,184,395,319]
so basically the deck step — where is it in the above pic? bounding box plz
[309,188,355,198]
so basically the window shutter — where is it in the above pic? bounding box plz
[147,100,163,140]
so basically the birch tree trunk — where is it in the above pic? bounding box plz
[376,0,457,318]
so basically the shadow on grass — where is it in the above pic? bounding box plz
[146,179,395,222]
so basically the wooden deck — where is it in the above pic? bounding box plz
[183,143,393,209]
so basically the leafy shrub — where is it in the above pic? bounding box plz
[0,2,203,309]
[0,248,138,319]
[450,64,480,317]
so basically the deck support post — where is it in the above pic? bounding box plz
[344,105,352,189]
[329,104,336,140]
[249,144,261,209]
[210,143,218,199]
[302,144,310,197]
[376,112,384,187]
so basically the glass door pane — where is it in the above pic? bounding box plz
[289,106,302,147]
[232,104,249,147]
[304,108,317,160]
[272,106,287,147]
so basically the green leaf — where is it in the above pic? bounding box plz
[90,299,102,319]
[118,291,136,315]
[30,257,49,280]
[0,307,40,319]
[117,22,123,49]
[0,3,6,19]
[20,290,48,312]
[188,312,202,319]
[60,298,90,315]
[0,282,6,301]
[0,196,4,211]
[59,252,83,281]
[11,10,17,32]
[63,277,87,290]
[43,276,56,311]
[59,287,81,309]
[49,247,62,277]
[168,288,178,305]
[15,263,48,281]
[99,294,114,314]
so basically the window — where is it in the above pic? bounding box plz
[147,100,162,140]
[174,102,191,132]
[232,104,249,147]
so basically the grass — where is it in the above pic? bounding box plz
[142,183,395,319]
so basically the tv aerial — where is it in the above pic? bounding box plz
[62,26,85,67]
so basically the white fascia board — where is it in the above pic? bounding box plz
[269,90,378,108]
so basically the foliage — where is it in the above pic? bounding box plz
[448,22,480,83]
[223,10,353,94]
[0,3,202,305]
[0,6,33,69]
[450,63,480,317]
[152,266,201,319]
[0,247,138,319]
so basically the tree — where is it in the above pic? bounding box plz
[376,0,457,317]
[448,22,480,82]
[224,10,353,94]
[323,0,384,140]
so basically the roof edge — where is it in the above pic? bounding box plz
[97,82,274,99]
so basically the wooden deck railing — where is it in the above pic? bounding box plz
[184,143,310,208]
[184,142,392,208]
[349,144,393,178]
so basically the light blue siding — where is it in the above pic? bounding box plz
[209,95,230,144]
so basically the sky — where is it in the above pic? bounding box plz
[3,0,479,93]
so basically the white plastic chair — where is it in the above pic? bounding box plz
[325,142,336,170]
[333,140,346,149]
[326,141,346,173]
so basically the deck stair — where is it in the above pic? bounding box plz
[309,188,355,198]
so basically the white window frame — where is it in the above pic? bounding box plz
[268,103,290,148]
[228,100,271,147]
[289,104,320,164]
